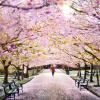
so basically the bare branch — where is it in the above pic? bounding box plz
[0,2,50,10]
[0,0,6,5]
[84,48,100,62]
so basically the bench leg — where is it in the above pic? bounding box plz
[22,88,23,92]
[13,93,15,100]
[79,85,81,90]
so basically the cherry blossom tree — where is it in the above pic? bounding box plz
[0,0,100,85]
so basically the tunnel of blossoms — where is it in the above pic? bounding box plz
[0,0,100,68]
[0,1,100,99]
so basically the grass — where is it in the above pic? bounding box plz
[0,79,33,99]
[70,70,100,85]
[69,70,100,97]
[0,69,42,99]
[0,78,3,83]
[0,68,41,83]
[0,77,34,100]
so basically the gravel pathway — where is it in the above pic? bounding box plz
[16,69,100,100]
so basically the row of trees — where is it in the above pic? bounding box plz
[0,0,100,85]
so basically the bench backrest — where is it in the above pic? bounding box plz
[2,83,11,94]
[12,80,23,88]
[10,81,18,90]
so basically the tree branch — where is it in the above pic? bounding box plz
[0,2,50,10]
[84,48,100,62]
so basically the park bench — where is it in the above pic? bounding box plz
[2,83,18,100]
[75,77,82,88]
[2,80,23,100]
[79,78,89,90]
[13,71,23,79]
[75,78,89,90]
[12,80,23,93]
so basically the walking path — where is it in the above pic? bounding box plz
[16,69,100,100]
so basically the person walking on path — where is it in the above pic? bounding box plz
[50,64,55,76]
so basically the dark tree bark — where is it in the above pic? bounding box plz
[32,68,35,75]
[14,66,21,80]
[96,68,100,86]
[77,63,81,78]
[90,64,94,82]
[26,65,29,77]
[65,66,69,75]
[37,68,39,73]
[3,66,9,84]
[17,70,20,80]
[2,60,11,84]
[21,64,24,80]
[84,63,87,81]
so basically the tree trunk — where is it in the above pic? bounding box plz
[36,68,39,73]
[17,70,20,80]
[3,66,9,84]
[77,64,81,78]
[65,66,69,75]
[21,64,24,80]
[90,64,94,82]
[84,64,87,81]
[96,69,100,86]
[26,66,29,77]
[32,68,35,75]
